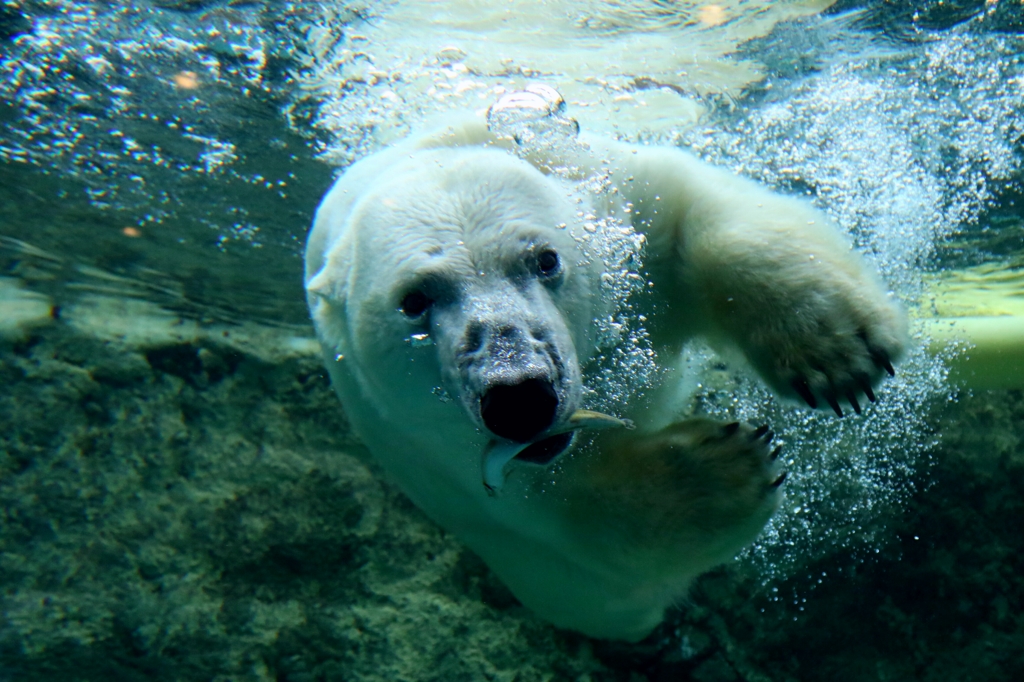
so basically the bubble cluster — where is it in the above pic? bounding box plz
[573,210,658,416]
[0,1,317,250]
[675,25,1022,579]
[684,30,1023,289]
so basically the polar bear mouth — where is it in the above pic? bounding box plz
[481,431,574,496]
[479,378,560,443]
[481,409,633,494]
[513,431,575,465]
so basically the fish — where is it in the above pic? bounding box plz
[482,409,634,494]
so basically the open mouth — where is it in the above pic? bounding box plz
[480,378,559,443]
[481,408,633,495]
[513,431,574,465]
[481,431,575,495]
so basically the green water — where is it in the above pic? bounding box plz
[1,1,1022,680]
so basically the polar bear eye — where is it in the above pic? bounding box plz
[400,290,432,319]
[536,249,560,277]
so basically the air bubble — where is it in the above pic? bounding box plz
[431,386,453,402]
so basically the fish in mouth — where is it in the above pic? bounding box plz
[482,409,634,495]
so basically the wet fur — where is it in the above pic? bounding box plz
[305,114,906,640]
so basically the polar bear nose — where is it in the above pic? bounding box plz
[480,379,558,443]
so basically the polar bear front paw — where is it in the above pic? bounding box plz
[588,418,785,555]
[738,281,908,417]
[656,418,786,521]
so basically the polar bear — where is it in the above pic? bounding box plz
[304,90,906,641]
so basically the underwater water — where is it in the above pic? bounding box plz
[1,0,1023,680]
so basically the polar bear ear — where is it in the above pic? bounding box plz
[306,268,343,302]
[306,268,349,346]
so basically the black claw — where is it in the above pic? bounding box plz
[770,445,782,461]
[847,391,862,415]
[825,394,843,418]
[723,421,740,437]
[752,424,770,441]
[870,348,896,377]
[763,430,774,445]
[861,381,876,403]
[791,379,817,409]
[771,471,788,488]
[854,372,877,402]
[861,330,896,378]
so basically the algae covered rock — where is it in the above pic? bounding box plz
[0,308,607,681]
[4,295,1024,682]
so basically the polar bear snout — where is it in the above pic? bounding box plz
[461,322,570,442]
[480,378,559,443]
[431,275,583,447]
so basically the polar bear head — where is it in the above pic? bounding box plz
[306,146,603,494]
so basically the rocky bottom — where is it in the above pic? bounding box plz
[1,295,1022,682]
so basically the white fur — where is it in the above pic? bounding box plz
[305,114,906,640]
